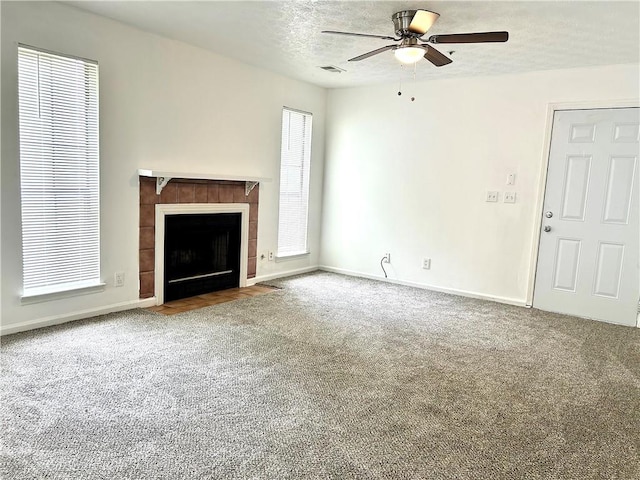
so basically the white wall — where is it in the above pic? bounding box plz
[321,64,639,305]
[1,1,326,333]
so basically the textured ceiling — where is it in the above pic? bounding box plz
[65,1,640,88]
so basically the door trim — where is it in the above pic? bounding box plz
[525,99,640,327]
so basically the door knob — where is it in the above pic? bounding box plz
[544,226,551,232]
[545,211,553,218]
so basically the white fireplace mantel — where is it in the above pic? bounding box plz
[154,203,250,305]
[138,169,271,195]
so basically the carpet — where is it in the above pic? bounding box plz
[1,272,639,479]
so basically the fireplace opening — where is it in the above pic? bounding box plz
[164,213,241,302]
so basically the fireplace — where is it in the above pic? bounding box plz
[153,203,249,304]
[138,176,259,303]
[164,213,241,302]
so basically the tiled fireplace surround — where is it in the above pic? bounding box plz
[138,177,259,299]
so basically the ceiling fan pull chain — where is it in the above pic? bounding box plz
[411,63,417,102]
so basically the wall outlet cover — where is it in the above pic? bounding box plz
[486,191,499,202]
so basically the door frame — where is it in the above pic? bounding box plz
[525,99,640,327]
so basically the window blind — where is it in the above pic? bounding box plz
[277,108,312,257]
[18,46,100,297]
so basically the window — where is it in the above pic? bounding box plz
[277,108,312,257]
[18,46,100,297]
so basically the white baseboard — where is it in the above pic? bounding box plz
[2,267,529,335]
[1,298,158,336]
[319,265,527,307]
[249,266,320,285]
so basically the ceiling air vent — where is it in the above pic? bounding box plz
[319,65,345,73]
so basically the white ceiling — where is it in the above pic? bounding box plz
[65,1,640,89]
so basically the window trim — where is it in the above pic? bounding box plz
[275,251,310,262]
[21,282,106,305]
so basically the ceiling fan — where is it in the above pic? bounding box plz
[322,9,508,66]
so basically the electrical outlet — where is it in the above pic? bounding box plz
[268,251,274,261]
[382,253,391,263]
[486,191,499,202]
[114,271,125,287]
[504,192,516,203]
[422,258,431,269]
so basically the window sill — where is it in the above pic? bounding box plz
[21,281,106,305]
[275,251,310,262]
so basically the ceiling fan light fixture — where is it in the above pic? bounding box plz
[394,46,425,64]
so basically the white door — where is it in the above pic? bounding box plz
[534,108,639,326]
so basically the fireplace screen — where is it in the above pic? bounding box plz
[164,213,241,302]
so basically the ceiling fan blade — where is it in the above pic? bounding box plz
[408,10,440,35]
[427,31,509,44]
[422,45,452,67]
[348,45,398,62]
[322,30,398,41]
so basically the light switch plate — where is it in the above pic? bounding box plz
[504,192,516,203]
[486,191,499,202]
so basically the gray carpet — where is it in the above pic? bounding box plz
[1,271,639,479]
